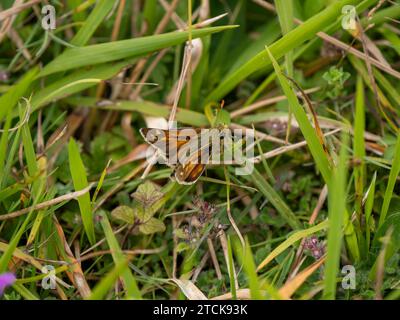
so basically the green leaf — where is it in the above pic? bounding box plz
[39,26,238,77]
[111,206,136,224]
[68,138,95,245]
[139,218,166,235]
[132,181,164,207]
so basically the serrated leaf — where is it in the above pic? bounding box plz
[134,203,148,222]
[139,218,166,235]
[132,181,164,207]
[111,206,136,224]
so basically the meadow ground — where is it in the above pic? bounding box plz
[0,0,400,301]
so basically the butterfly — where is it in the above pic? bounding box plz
[140,126,240,185]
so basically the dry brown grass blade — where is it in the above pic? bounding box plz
[8,28,32,62]
[356,19,385,131]
[219,229,239,291]
[159,0,186,28]
[230,123,287,145]
[284,75,330,158]
[111,0,126,41]
[171,279,208,300]
[207,238,223,280]
[53,217,91,298]
[0,184,94,221]
[0,241,43,270]
[231,87,320,118]
[191,251,210,283]
[278,256,326,299]
[0,0,23,42]
[0,0,41,22]
[77,245,167,264]
[250,129,341,163]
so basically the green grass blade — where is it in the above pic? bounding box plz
[323,133,349,300]
[11,283,39,300]
[20,108,38,179]
[71,0,116,46]
[365,172,377,251]
[99,211,141,299]
[233,237,263,300]
[254,130,276,184]
[0,127,21,189]
[354,76,366,208]
[275,0,294,77]
[87,259,129,300]
[68,138,95,245]
[0,207,37,273]
[251,167,301,230]
[378,132,400,227]
[266,46,332,184]
[0,110,12,180]
[19,101,45,201]
[39,26,237,77]
[0,67,38,122]
[257,220,328,271]
[32,61,128,111]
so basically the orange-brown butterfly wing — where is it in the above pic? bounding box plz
[174,144,212,185]
[140,128,201,166]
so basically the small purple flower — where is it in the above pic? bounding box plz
[0,70,9,82]
[304,236,325,260]
[0,273,16,296]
